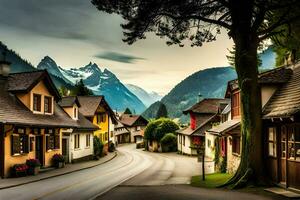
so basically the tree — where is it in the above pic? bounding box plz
[124,107,132,114]
[156,103,168,119]
[58,86,70,97]
[92,0,300,188]
[72,79,93,96]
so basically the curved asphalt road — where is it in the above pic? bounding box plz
[0,144,200,200]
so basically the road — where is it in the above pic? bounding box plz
[0,144,201,200]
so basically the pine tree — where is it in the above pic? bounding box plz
[72,79,93,96]
[124,108,132,114]
[156,103,168,119]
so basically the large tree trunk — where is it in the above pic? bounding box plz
[225,30,265,188]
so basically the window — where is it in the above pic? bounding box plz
[74,134,80,149]
[268,127,277,157]
[231,92,240,118]
[44,96,52,113]
[281,126,287,158]
[207,139,211,148]
[74,107,77,119]
[287,126,300,161]
[11,128,28,155]
[46,129,59,150]
[86,134,90,147]
[97,114,106,123]
[29,137,34,152]
[33,94,41,112]
[232,136,241,155]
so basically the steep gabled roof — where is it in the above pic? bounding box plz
[183,98,230,115]
[77,96,118,124]
[73,112,98,131]
[8,70,61,100]
[263,63,300,118]
[226,66,293,97]
[0,79,77,128]
[59,96,81,108]
[119,114,148,127]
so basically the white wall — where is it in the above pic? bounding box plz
[70,132,94,161]
[177,134,193,155]
[205,132,216,160]
[261,85,277,108]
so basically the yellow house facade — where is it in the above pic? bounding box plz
[77,96,117,150]
[0,67,78,178]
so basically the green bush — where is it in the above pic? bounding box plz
[160,133,177,152]
[93,136,104,159]
[144,118,179,142]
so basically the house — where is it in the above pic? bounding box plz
[206,65,295,180]
[176,98,230,155]
[77,96,118,153]
[59,96,98,163]
[114,120,130,144]
[0,61,81,177]
[118,114,148,143]
[262,63,300,191]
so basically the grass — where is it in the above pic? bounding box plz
[191,173,232,188]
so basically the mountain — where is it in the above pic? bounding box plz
[37,56,146,113]
[125,84,162,107]
[142,67,237,122]
[0,42,36,73]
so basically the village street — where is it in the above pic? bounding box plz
[0,144,202,200]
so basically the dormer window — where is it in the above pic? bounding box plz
[33,94,41,112]
[44,96,52,114]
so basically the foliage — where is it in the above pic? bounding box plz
[108,142,115,152]
[160,133,177,152]
[191,173,232,188]
[52,154,65,164]
[71,79,94,96]
[144,118,179,142]
[93,0,300,188]
[156,102,168,119]
[226,46,262,68]
[124,108,132,114]
[272,18,300,66]
[93,136,104,158]
[58,86,69,97]
[26,159,41,168]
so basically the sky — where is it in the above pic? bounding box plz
[0,0,233,95]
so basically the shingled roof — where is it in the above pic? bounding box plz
[183,98,230,114]
[263,63,300,119]
[77,96,118,124]
[0,76,77,128]
[59,96,81,108]
[7,70,61,100]
[119,114,148,127]
[226,66,293,95]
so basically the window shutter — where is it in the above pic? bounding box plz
[54,135,60,149]
[11,135,20,155]
[23,135,29,153]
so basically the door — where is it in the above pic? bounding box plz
[35,136,44,166]
[279,126,287,185]
[62,138,69,163]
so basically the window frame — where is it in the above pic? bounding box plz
[268,127,277,158]
[44,96,52,114]
[232,135,241,156]
[33,94,42,112]
[11,127,29,156]
[74,134,80,149]
[86,134,90,147]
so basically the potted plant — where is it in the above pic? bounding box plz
[12,164,28,177]
[52,153,65,168]
[26,159,41,175]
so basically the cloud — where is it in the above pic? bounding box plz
[94,51,145,64]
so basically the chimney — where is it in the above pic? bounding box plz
[0,50,11,77]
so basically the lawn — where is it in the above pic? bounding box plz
[191,173,232,188]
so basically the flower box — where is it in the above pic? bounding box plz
[11,164,28,177]
[26,159,41,175]
[52,154,65,168]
